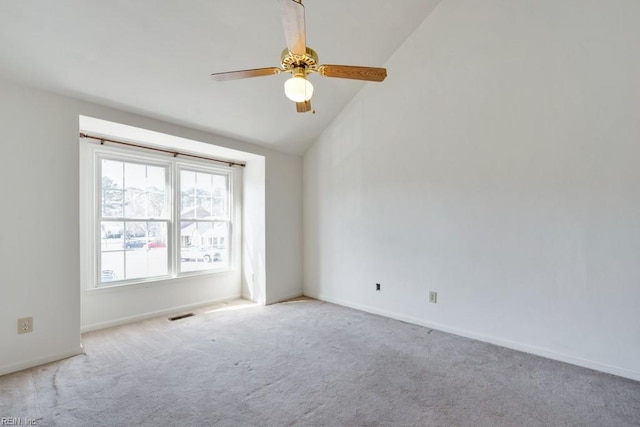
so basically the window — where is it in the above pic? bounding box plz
[100,158,169,283]
[94,147,234,287]
[179,168,231,273]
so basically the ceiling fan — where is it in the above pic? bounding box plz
[211,0,387,113]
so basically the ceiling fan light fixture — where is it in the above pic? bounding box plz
[284,75,313,102]
[210,0,387,112]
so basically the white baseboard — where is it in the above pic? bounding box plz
[81,294,243,333]
[304,291,640,383]
[0,346,84,377]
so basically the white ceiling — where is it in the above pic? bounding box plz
[0,0,441,155]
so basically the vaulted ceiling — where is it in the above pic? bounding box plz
[0,0,441,154]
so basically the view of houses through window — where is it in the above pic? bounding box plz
[98,152,232,286]
[179,169,230,273]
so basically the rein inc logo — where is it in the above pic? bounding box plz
[1,418,38,426]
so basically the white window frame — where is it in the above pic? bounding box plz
[175,162,234,276]
[83,142,236,289]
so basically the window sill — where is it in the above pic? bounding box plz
[86,268,235,294]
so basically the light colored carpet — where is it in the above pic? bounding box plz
[1,297,639,426]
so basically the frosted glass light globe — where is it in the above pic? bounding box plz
[284,76,313,102]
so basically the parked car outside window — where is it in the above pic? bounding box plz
[180,246,221,263]
[101,270,118,282]
[123,238,146,249]
[145,241,167,249]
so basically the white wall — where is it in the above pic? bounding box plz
[0,79,303,375]
[0,81,82,375]
[265,156,304,304]
[242,156,267,305]
[304,0,640,381]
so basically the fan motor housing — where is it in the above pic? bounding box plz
[281,47,319,72]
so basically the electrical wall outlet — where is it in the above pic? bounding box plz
[17,317,33,334]
[429,291,438,304]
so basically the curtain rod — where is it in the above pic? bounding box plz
[79,133,246,168]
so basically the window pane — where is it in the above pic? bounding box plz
[147,222,167,244]
[102,190,123,217]
[124,163,167,219]
[101,221,124,250]
[195,172,213,219]
[123,221,168,280]
[125,246,168,280]
[180,170,196,214]
[180,170,228,220]
[124,221,148,243]
[146,166,167,218]
[212,174,228,218]
[100,220,125,285]
[102,159,123,188]
[180,221,229,272]
[101,160,124,218]
[101,251,124,284]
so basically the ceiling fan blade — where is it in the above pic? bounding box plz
[296,100,312,113]
[211,67,282,81]
[278,0,306,56]
[319,65,387,82]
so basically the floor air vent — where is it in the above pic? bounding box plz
[168,313,195,321]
